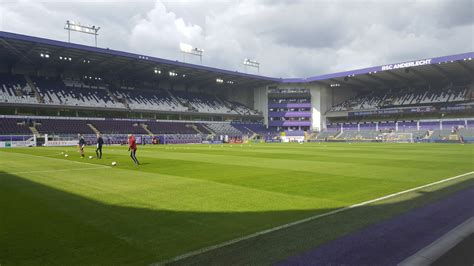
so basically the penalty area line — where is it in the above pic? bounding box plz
[0,150,111,168]
[154,171,474,265]
[8,166,109,175]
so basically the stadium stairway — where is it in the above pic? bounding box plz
[243,126,260,141]
[106,88,128,109]
[248,133,259,141]
[87,123,101,135]
[306,132,318,141]
[201,124,215,134]
[196,124,215,136]
[215,95,239,115]
[29,126,39,136]
[189,124,203,134]
[245,126,256,135]
[24,75,44,103]
[141,124,154,136]
[166,90,188,110]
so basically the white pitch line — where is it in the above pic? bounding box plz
[154,171,474,265]
[41,153,65,157]
[0,150,111,168]
[8,166,108,175]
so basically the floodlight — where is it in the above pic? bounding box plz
[243,58,260,73]
[179,43,204,64]
[65,20,101,47]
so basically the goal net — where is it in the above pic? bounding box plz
[381,132,413,143]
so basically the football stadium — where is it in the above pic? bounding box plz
[0,2,473,265]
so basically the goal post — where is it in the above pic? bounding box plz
[381,132,414,143]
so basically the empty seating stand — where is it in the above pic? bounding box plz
[0,118,32,135]
[0,73,260,116]
[329,86,468,112]
[35,119,94,135]
[91,120,148,135]
[0,74,37,104]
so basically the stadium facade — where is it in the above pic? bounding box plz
[0,31,473,143]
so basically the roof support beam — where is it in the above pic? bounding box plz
[384,70,413,84]
[362,74,393,87]
[0,39,34,64]
[430,64,454,80]
[456,61,473,76]
[329,78,362,88]
[86,56,119,73]
[14,43,38,65]
[346,76,379,87]
[409,68,431,83]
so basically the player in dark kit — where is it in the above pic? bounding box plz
[128,134,139,165]
[78,134,86,158]
[96,133,104,159]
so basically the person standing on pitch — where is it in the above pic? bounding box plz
[78,134,86,158]
[128,134,139,165]
[96,133,104,159]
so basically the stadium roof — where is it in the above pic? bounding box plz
[284,52,474,88]
[0,31,279,89]
[0,31,473,89]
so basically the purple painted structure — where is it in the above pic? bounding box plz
[419,121,440,130]
[398,121,417,130]
[0,135,32,141]
[342,123,358,131]
[0,118,31,135]
[442,120,466,128]
[268,112,312,118]
[326,124,340,131]
[268,103,312,108]
[378,122,396,130]
[281,187,474,265]
[359,123,376,130]
[269,121,311,127]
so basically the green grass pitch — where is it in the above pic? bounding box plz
[0,142,473,264]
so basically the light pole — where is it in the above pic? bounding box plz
[243,58,260,73]
[179,43,204,64]
[64,20,101,47]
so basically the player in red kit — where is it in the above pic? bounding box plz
[128,134,139,165]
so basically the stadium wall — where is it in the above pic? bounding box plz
[268,83,328,131]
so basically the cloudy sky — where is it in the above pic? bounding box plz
[0,0,473,78]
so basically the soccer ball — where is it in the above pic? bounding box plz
[111,161,117,166]
[89,156,93,159]
[64,154,69,157]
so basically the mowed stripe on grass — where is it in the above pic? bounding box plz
[0,142,473,264]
